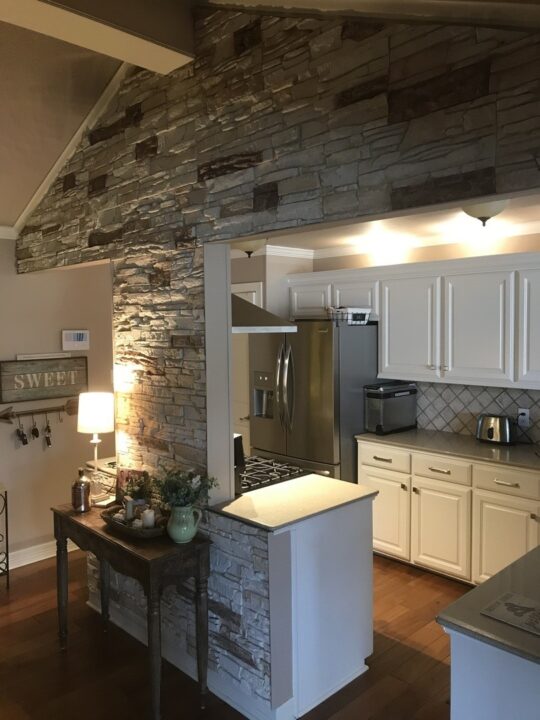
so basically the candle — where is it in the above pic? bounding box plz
[142,508,155,529]
[124,496,134,521]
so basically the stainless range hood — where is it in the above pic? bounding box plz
[231,295,297,334]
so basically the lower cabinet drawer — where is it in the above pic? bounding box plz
[412,453,471,486]
[473,464,540,501]
[358,442,411,474]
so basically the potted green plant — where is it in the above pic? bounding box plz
[156,469,217,544]
[124,471,154,505]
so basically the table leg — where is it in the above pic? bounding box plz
[100,559,110,631]
[55,522,68,651]
[195,575,209,709]
[147,587,162,720]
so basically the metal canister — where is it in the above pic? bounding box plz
[72,468,91,513]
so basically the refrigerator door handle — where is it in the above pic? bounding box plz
[276,342,285,429]
[283,345,295,430]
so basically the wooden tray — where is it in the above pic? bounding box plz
[100,506,167,539]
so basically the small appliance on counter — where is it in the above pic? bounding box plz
[476,414,517,445]
[364,381,417,435]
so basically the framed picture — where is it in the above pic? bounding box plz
[0,357,88,403]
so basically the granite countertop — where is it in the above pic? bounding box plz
[210,474,377,531]
[437,546,540,664]
[355,429,540,472]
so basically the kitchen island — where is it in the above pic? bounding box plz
[212,475,378,719]
[87,475,377,720]
[437,545,540,720]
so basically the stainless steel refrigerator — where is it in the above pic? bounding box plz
[249,320,378,482]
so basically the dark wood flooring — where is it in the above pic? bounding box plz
[0,552,467,720]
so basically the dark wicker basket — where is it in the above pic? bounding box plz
[100,506,167,539]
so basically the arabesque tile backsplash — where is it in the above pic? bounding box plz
[416,383,540,445]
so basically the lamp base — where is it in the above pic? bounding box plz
[90,433,102,474]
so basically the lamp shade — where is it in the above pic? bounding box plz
[77,392,115,434]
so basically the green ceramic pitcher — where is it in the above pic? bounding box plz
[167,505,202,544]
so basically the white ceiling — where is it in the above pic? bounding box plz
[254,192,540,255]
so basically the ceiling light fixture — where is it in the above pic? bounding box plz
[230,238,266,258]
[462,200,508,227]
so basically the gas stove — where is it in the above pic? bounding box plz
[236,456,308,493]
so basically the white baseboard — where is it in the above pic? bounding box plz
[10,539,78,569]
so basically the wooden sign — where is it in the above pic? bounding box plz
[0,357,88,403]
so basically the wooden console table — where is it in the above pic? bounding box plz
[52,505,211,720]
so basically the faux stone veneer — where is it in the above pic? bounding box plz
[88,513,272,703]
[16,11,540,476]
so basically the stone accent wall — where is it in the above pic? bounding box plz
[16,10,540,474]
[88,512,272,703]
[417,383,540,443]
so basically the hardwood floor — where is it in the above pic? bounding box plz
[0,552,467,720]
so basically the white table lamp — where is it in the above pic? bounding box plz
[77,392,115,473]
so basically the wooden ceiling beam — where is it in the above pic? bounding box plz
[0,0,194,74]
[199,0,540,30]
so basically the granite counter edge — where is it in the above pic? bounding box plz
[209,489,378,532]
[436,613,540,666]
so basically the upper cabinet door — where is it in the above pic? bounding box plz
[518,269,540,388]
[443,271,515,385]
[379,276,441,381]
[289,281,332,319]
[332,279,380,320]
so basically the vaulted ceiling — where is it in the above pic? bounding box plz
[0,21,119,230]
[1,0,539,238]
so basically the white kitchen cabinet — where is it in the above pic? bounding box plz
[289,281,331,319]
[358,464,411,561]
[411,476,472,580]
[379,275,441,381]
[518,268,540,387]
[472,489,540,584]
[332,279,379,320]
[443,271,515,385]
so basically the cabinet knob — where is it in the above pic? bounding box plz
[531,513,538,521]
[412,487,419,494]
[401,483,408,491]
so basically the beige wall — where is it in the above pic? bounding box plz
[313,235,540,272]
[231,256,266,285]
[0,240,114,554]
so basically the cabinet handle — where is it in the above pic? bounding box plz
[412,487,419,494]
[426,364,436,370]
[401,483,408,491]
[531,513,538,521]
[373,455,392,463]
[428,466,451,475]
[494,479,520,488]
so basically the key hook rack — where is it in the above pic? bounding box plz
[0,398,78,425]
